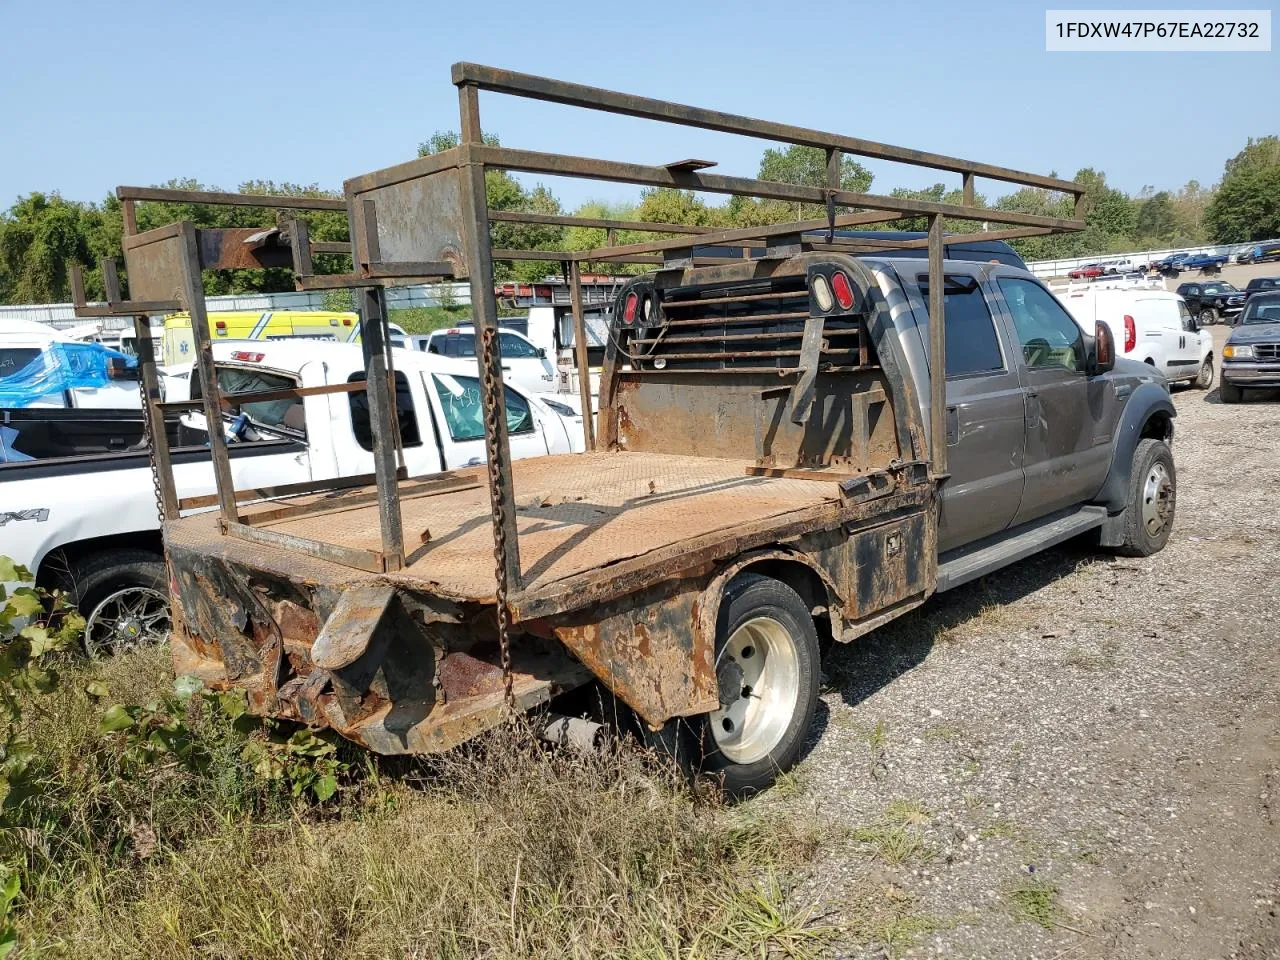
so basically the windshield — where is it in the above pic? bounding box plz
[1202,283,1237,294]
[1241,298,1280,324]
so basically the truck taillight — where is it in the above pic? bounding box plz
[623,292,638,325]
[1123,314,1136,353]
[215,321,227,336]
[810,274,834,312]
[831,270,855,310]
[231,350,265,363]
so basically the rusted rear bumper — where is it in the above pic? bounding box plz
[168,544,591,754]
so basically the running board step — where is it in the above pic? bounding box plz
[936,505,1109,593]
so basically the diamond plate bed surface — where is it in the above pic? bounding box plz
[169,452,840,599]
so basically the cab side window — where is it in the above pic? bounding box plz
[997,278,1085,372]
[431,374,535,442]
[347,371,422,452]
[1176,300,1197,332]
[498,332,540,359]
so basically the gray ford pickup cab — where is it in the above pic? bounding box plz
[858,256,1177,579]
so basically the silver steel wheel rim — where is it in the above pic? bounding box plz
[710,616,800,764]
[84,587,170,659]
[1198,361,1213,387]
[1140,461,1174,538]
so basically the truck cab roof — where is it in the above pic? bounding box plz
[208,338,490,382]
[692,231,1028,269]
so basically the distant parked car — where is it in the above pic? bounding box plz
[1176,281,1247,324]
[1156,253,1192,273]
[1244,277,1280,296]
[1236,241,1280,265]
[1220,291,1280,403]
[1103,257,1138,275]
[1181,252,1229,273]
[1068,263,1104,279]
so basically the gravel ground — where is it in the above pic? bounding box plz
[767,328,1280,959]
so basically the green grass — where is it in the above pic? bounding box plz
[1005,878,1064,929]
[7,648,831,959]
[867,719,888,753]
[850,824,934,867]
[884,798,930,826]
[846,884,964,958]
[388,304,472,334]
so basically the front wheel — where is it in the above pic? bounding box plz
[1115,439,1176,557]
[697,574,820,798]
[1198,308,1217,326]
[67,550,171,659]
[1194,358,1214,390]
[1220,379,1243,404]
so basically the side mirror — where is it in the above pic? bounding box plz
[1091,321,1115,374]
[537,347,547,359]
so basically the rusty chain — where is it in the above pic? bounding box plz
[479,326,517,715]
[136,335,165,523]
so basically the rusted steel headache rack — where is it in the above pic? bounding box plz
[70,64,1086,682]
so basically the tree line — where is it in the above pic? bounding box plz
[2,133,1276,305]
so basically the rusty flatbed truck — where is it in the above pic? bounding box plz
[71,65,1142,795]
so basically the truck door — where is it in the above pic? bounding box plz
[913,272,1026,553]
[995,275,1112,525]
[342,370,442,476]
[1172,299,1204,374]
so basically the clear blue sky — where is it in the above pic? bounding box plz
[2,0,1275,211]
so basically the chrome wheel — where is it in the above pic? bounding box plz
[1140,461,1175,539]
[84,587,170,659]
[710,616,800,764]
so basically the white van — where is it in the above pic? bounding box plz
[1057,287,1214,388]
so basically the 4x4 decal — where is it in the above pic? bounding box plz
[0,509,50,526]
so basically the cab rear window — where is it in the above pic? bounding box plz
[916,276,1005,378]
[195,365,306,435]
[0,348,41,379]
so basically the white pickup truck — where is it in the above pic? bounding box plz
[1,317,141,409]
[2,339,583,656]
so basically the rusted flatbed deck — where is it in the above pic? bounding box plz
[169,452,846,607]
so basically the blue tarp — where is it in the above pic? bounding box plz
[0,342,137,408]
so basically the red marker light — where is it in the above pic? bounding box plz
[623,292,639,325]
[230,351,265,363]
[214,321,227,336]
[1123,314,1136,353]
[831,271,855,310]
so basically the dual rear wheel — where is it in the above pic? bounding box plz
[630,574,821,798]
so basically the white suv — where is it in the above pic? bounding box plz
[420,326,556,396]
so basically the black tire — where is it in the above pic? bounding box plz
[1115,439,1176,558]
[1193,357,1214,390]
[1198,308,1217,326]
[1219,379,1243,404]
[695,573,820,798]
[65,549,170,658]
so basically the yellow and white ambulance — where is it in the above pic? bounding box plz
[160,311,363,367]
